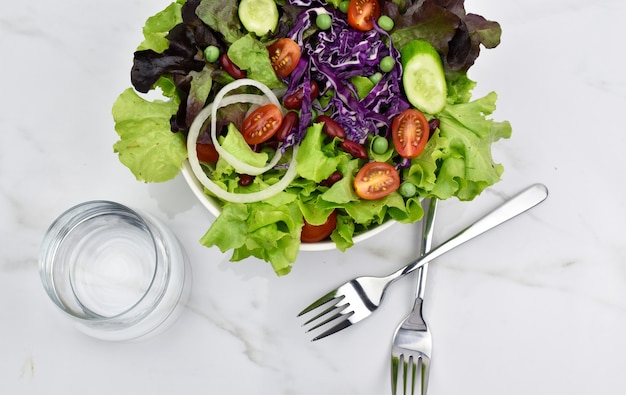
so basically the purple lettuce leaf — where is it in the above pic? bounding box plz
[385,0,502,73]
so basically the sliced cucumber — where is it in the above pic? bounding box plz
[238,0,279,36]
[401,40,447,114]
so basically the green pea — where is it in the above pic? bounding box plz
[399,182,417,198]
[372,136,389,154]
[368,72,383,85]
[377,15,395,31]
[204,45,220,63]
[380,56,395,73]
[339,0,350,13]
[316,13,332,30]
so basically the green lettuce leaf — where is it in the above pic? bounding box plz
[320,158,360,204]
[343,198,389,226]
[402,89,510,201]
[429,91,511,200]
[199,203,249,251]
[386,192,423,223]
[403,128,445,194]
[137,1,184,53]
[298,196,335,225]
[446,72,477,105]
[200,201,303,276]
[112,89,187,182]
[220,123,269,167]
[227,34,286,89]
[331,213,356,251]
[296,123,342,183]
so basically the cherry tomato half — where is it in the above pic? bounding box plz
[301,211,338,243]
[268,38,301,78]
[195,142,219,163]
[242,104,283,145]
[391,109,430,159]
[347,0,381,31]
[354,161,400,200]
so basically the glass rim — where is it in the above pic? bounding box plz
[38,200,166,323]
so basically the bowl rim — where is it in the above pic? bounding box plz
[180,160,396,252]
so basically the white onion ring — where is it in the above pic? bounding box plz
[208,94,283,175]
[187,80,299,204]
[210,79,283,175]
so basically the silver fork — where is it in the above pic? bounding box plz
[298,183,548,341]
[391,198,437,395]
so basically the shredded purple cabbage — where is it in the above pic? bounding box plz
[287,0,326,7]
[282,4,410,147]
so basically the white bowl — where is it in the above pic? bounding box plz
[181,160,396,251]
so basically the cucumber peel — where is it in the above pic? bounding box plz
[401,40,447,114]
[238,0,279,37]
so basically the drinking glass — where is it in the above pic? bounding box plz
[39,201,191,341]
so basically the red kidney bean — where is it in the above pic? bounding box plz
[238,174,255,187]
[319,171,343,187]
[317,115,346,139]
[428,118,440,135]
[275,111,299,142]
[220,54,246,79]
[283,82,320,110]
[340,139,368,159]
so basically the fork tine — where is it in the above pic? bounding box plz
[310,315,354,341]
[393,354,429,395]
[302,304,355,340]
[396,354,418,395]
[298,291,356,341]
[298,287,359,341]
[303,300,350,329]
[402,355,429,395]
[391,355,402,395]
[297,290,340,316]
[420,357,430,395]
[408,356,417,395]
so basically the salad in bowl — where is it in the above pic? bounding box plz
[112,0,511,275]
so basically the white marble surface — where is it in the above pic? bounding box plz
[1,0,625,394]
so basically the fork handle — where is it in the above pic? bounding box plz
[415,198,437,299]
[390,183,548,282]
